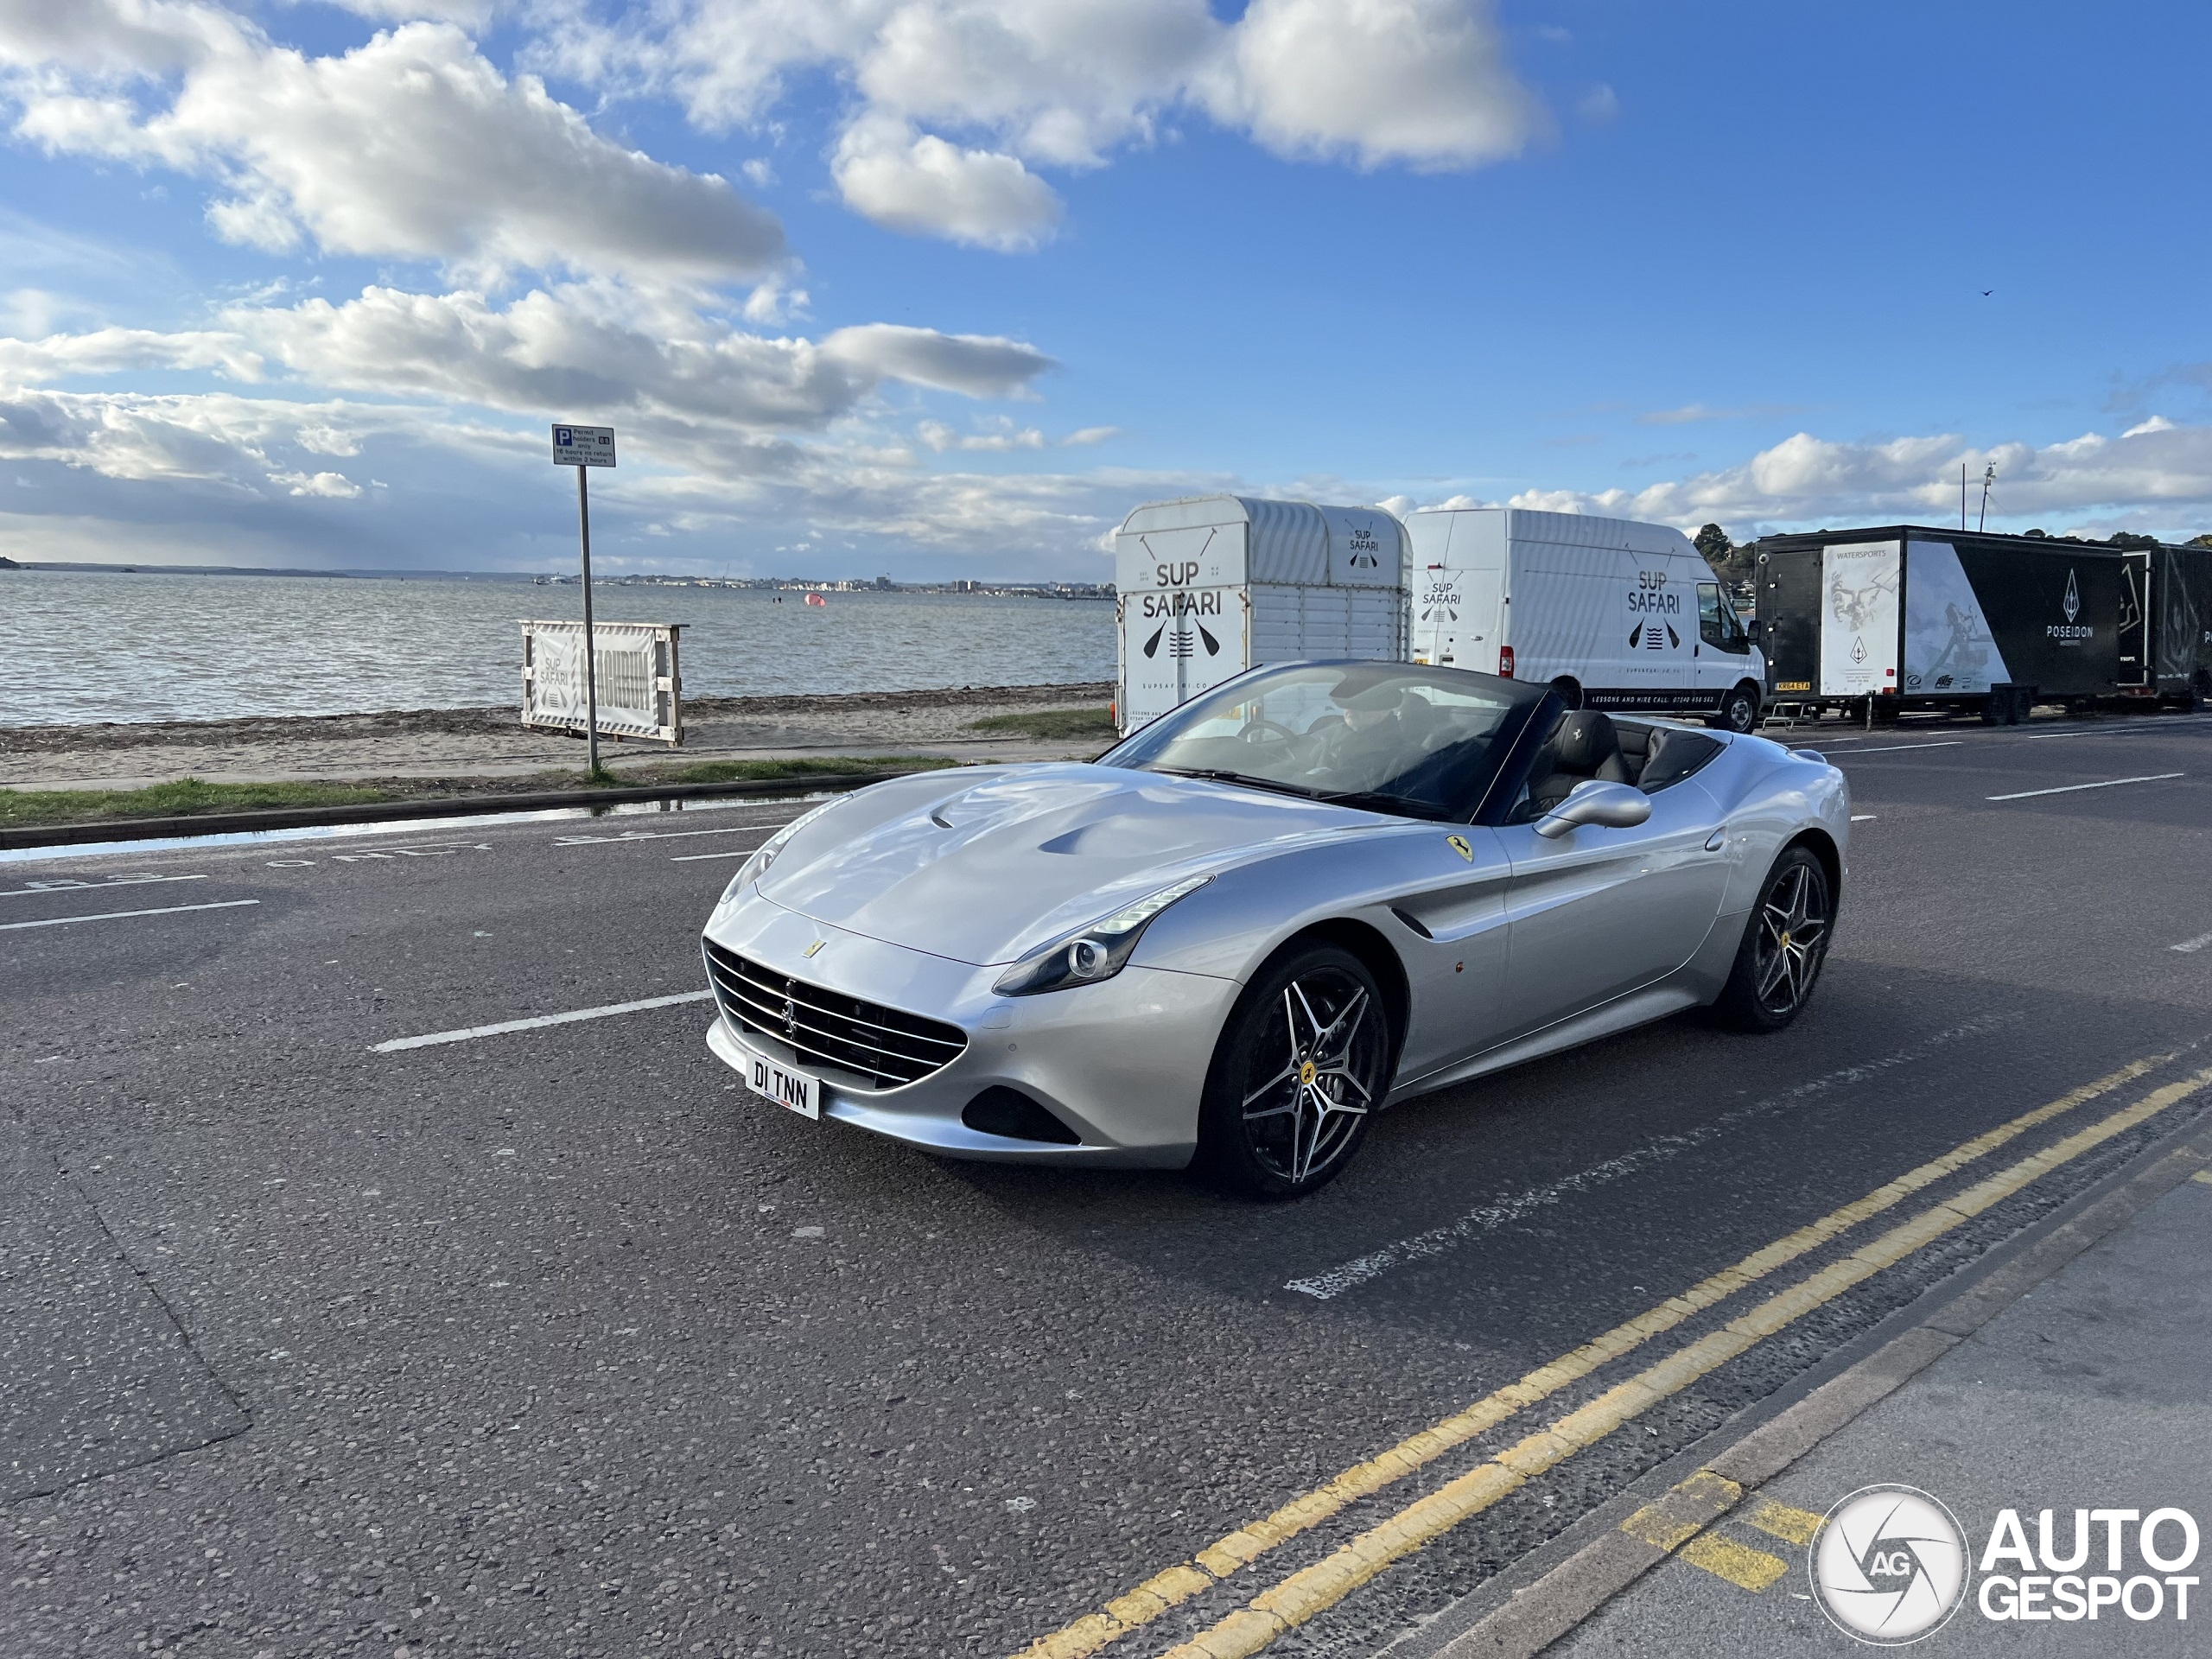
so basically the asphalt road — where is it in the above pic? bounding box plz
[4,710,2210,1658]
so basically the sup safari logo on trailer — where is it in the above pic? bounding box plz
[1406,506,1766,731]
[1113,496,1408,734]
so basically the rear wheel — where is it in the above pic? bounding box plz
[1713,847,1832,1032]
[1197,944,1389,1198]
[1713,682,1760,733]
[1550,677,1584,709]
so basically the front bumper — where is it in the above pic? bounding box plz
[701,892,1237,1167]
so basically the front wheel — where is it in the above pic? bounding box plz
[1713,847,1833,1032]
[1197,944,1389,1198]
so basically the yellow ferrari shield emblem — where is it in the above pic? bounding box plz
[804,939,826,958]
[1446,835,1474,862]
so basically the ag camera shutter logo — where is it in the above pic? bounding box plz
[1810,1484,1971,1644]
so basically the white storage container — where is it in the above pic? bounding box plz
[1115,495,1408,733]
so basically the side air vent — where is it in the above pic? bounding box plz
[962,1087,1081,1145]
[1390,906,1434,939]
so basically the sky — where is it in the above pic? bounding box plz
[0,0,2208,581]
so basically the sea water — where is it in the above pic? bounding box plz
[0,569,1116,726]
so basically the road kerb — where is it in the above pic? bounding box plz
[1156,1069,2212,1659]
[1432,1129,2212,1659]
[1008,1050,2173,1659]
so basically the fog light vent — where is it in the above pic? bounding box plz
[962,1087,1081,1145]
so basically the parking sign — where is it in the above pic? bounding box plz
[550,423,616,467]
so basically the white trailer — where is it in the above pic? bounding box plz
[1114,495,1407,734]
[1405,506,1766,729]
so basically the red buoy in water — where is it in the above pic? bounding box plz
[804,592,827,607]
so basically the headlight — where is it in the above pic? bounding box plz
[992,875,1212,996]
[721,798,842,902]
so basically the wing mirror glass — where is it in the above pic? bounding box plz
[1533,779,1652,839]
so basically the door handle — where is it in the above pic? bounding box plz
[1704,830,1726,852]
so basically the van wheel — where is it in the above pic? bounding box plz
[1550,677,1584,709]
[1713,683,1759,733]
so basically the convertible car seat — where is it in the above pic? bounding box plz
[1524,709,1635,812]
[1637,727,1722,792]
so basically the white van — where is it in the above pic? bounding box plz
[1405,506,1766,731]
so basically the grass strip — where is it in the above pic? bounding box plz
[627,754,957,785]
[0,777,395,826]
[0,756,958,827]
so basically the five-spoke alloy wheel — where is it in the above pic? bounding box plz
[1714,845,1833,1031]
[1198,944,1391,1198]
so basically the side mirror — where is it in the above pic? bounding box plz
[1534,779,1652,840]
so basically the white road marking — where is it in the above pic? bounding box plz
[2025,718,2212,740]
[370,989,715,1052]
[0,899,260,931]
[670,847,770,862]
[1,874,207,899]
[1284,1015,2021,1299]
[553,822,792,846]
[2172,931,2212,956]
[1850,814,1878,822]
[1986,772,2185,801]
[1821,741,1964,756]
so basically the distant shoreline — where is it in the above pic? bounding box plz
[4,561,1114,597]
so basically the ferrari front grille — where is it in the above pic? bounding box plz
[702,938,967,1089]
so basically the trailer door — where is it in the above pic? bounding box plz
[1819,540,1902,699]
[2119,550,2152,688]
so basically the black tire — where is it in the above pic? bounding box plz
[1196,944,1390,1198]
[1713,682,1759,734]
[1713,846,1833,1033]
[1550,677,1584,710]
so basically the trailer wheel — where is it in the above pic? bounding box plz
[1549,677,1584,709]
[1713,683,1760,734]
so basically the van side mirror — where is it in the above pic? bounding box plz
[1534,780,1653,840]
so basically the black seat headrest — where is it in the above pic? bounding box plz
[1548,709,1620,772]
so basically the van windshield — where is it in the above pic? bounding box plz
[1101,662,1548,821]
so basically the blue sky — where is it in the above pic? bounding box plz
[1,0,2207,581]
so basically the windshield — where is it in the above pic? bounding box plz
[1101,661,1548,821]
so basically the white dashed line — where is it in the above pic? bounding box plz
[2172,931,2212,956]
[553,822,792,846]
[0,899,260,931]
[370,989,715,1052]
[1850,814,1878,822]
[1821,741,1965,756]
[1986,772,2185,801]
[670,847,770,862]
[1,874,207,899]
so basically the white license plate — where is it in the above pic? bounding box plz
[735,1037,821,1121]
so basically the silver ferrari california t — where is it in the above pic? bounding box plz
[700,661,1848,1197]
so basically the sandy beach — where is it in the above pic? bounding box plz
[0,680,1115,792]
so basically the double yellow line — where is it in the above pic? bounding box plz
[1017,1051,2209,1659]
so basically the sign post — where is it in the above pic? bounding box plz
[550,423,616,773]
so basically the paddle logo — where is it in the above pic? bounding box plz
[1810,1484,1970,1644]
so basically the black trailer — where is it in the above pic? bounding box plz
[1748,525,2131,719]
[2143,542,2212,707]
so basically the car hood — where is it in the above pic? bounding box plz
[759,763,1382,965]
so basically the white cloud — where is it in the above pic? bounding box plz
[831,116,1063,250]
[1,4,785,284]
[917,416,1046,451]
[271,467,362,497]
[547,0,1541,246]
[1061,425,1119,446]
[1491,423,2212,535]
[229,288,1050,433]
[1218,0,1540,169]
